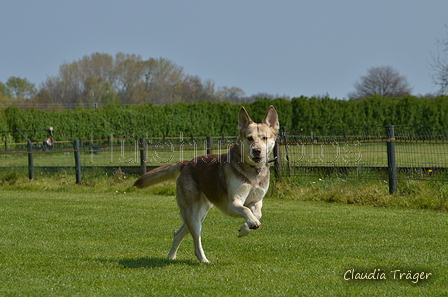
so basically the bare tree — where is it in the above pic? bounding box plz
[217,86,245,103]
[429,26,448,95]
[242,92,283,103]
[39,53,147,106]
[145,57,185,104]
[36,53,247,107]
[114,53,147,104]
[349,66,412,99]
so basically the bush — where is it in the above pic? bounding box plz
[2,96,448,142]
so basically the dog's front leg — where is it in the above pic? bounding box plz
[229,199,261,228]
[237,200,263,237]
[227,183,261,236]
[250,200,263,221]
[229,199,261,239]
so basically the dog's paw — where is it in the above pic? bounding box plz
[238,223,252,237]
[248,220,261,230]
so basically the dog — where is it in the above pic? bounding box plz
[134,106,279,263]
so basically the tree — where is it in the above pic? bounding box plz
[430,26,448,95]
[0,81,12,98]
[39,76,69,105]
[81,77,120,106]
[145,57,185,104]
[36,52,247,107]
[180,75,205,103]
[0,82,13,106]
[217,86,245,103]
[6,76,36,99]
[349,66,412,99]
[40,52,148,106]
[114,53,148,104]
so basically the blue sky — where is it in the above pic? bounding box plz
[1,0,447,99]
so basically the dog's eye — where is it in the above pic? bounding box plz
[247,136,254,142]
[262,136,268,140]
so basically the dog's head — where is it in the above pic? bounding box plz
[238,105,279,166]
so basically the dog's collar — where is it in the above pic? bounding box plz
[251,157,277,174]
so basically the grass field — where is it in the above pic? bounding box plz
[0,178,447,296]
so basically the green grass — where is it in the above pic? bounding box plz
[0,177,447,296]
[272,174,448,211]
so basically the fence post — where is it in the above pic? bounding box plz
[282,126,291,176]
[74,140,82,184]
[139,137,147,175]
[206,136,213,155]
[386,125,397,194]
[27,140,34,180]
[273,142,282,181]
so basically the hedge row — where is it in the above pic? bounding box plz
[1,96,448,142]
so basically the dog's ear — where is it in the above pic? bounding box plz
[238,107,254,130]
[263,105,279,131]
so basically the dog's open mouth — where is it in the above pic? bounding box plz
[252,157,263,163]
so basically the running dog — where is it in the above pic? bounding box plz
[134,106,279,263]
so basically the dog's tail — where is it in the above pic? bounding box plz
[133,160,190,188]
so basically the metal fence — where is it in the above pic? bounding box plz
[0,134,237,184]
[275,126,448,192]
[1,126,447,191]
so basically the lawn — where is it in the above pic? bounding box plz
[0,187,447,296]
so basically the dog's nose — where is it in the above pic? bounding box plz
[252,147,262,156]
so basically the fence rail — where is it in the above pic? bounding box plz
[1,126,448,191]
[275,125,448,192]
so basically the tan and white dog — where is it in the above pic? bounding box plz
[134,106,279,263]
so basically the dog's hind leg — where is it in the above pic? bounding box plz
[184,198,213,263]
[167,223,189,260]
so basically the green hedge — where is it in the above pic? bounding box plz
[1,96,448,142]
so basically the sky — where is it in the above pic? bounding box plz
[1,0,447,99]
